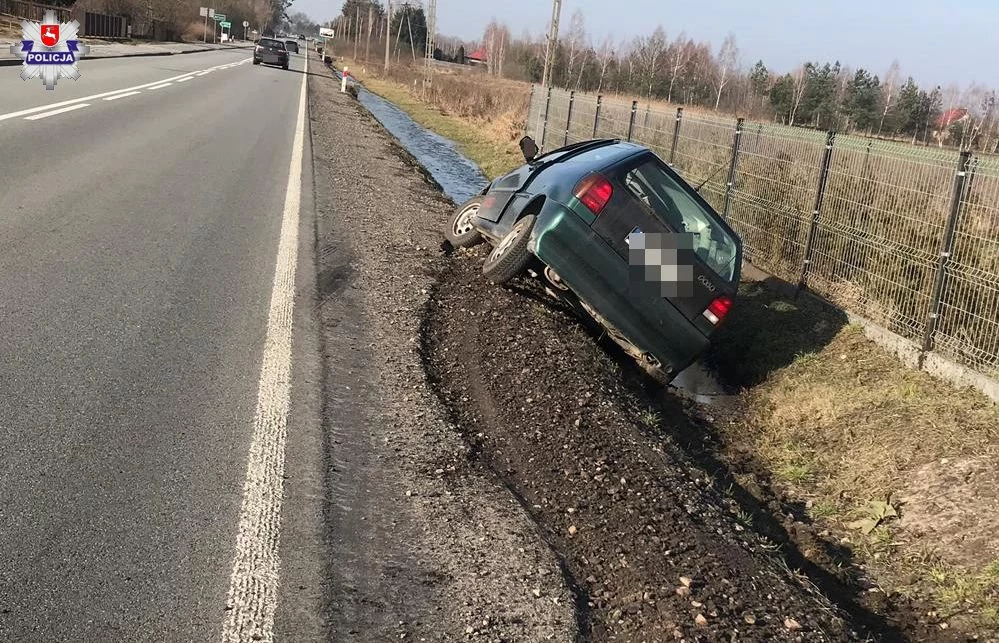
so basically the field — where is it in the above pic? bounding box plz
[334,55,999,637]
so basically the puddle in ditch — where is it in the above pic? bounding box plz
[350,75,733,407]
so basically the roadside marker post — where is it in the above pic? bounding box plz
[199,7,212,44]
[341,65,348,93]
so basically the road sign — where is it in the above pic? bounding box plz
[213,13,225,21]
[319,27,334,38]
[242,20,249,27]
[209,8,214,16]
[220,21,230,28]
[199,7,208,17]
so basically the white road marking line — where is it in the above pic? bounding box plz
[1,68,202,122]
[147,83,172,90]
[196,70,212,76]
[103,91,140,101]
[177,76,193,83]
[1,56,248,122]
[24,103,90,120]
[220,47,307,643]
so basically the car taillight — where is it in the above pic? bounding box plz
[574,174,613,215]
[702,295,732,325]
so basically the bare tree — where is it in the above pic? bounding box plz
[877,59,901,137]
[713,32,738,110]
[789,64,809,126]
[595,34,615,92]
[664,33,691,103]
[562,9,587,88]
[634,25,667,99]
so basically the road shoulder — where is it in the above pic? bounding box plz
[307,56,577,641]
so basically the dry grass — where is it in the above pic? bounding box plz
[342,63,999,634]
[705,280,999,630]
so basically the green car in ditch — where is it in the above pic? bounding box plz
[444,136,743,383]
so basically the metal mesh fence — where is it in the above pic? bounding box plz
[526,86,999,382]
[937,156,999,373]
[730,124,827,282]
[809,139,957,342]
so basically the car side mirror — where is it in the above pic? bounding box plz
[519,136,538,163]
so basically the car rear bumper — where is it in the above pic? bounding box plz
[528,201,710,373]
[256,53,288,64]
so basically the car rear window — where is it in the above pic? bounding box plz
[259,39,283,48]
[620,160,739,282]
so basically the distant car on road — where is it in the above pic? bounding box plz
[253,38,290,70]
[443,137,744,383]
[284,39,299,54]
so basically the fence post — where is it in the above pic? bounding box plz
[539,86,553,153]
[919,150,972,357]
[627,100,638,142]
[722,118,744,219]
[643,104,651,130]
[593,95,603,138]
[564,90,575,147]
[795,130,837,296]
[669,107,683,166]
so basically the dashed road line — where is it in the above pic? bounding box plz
[147,83,172,90]
[177,77,194,83]
[24,103,90,120]
[1,56,253,123]
[219,48,308,643]
[104,91,141,101]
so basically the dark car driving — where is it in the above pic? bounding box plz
[253,37,289,69]
[443,136,743,383]
[284,39,299,53]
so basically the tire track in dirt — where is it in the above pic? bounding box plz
[420,244,878,642]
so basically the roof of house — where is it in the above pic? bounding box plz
[936,107,969,129]
[466,47,487,61]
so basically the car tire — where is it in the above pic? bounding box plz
[253,58,261,65]
[445,197,486,248]
[482,214,535,285]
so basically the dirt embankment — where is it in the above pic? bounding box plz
[309,58,576,641]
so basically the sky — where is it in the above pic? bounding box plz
[290,0,997,90]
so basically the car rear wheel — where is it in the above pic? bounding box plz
[482,214,535,284]
[444,197,485,248]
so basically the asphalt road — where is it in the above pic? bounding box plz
[0,47,326,641]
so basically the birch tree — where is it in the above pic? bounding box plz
[790,64,809,125]
[595,34,615,92]
[562,9,587,88]
[664,33,691,103]
[713,32,738,110]
[877,59,901,136]
[634,25,667,99]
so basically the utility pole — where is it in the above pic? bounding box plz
[424,0,436,83]
[540,0,561,89]
[384,0,392,70]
